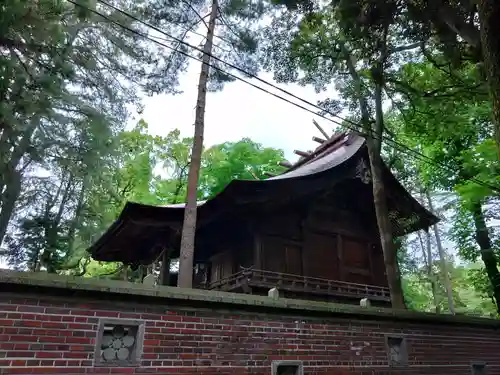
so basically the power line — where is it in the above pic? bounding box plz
[92,0,500,194]
[68,0,500,194]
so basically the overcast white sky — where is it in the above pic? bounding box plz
[129,61,338,164]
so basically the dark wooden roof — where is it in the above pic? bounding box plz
[88,132,439,265]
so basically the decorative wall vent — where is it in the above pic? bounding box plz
[385,335,408,366]
[272,361,304,375]
[94,319,145,367]
[471,362,486,375]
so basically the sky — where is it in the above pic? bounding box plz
[129,61,338,164]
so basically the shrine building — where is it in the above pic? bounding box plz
[0,131,498,375]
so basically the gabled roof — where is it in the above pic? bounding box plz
[88,132,439,265]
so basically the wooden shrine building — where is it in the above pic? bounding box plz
[88,132,438,307]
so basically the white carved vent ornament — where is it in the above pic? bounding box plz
[94,319,144,367]
[355,158,372,184]
[101,325,136,361]
[386,336,408,366]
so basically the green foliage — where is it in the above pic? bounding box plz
[2,0,499,317]
[402,262,497,317]
[2,114,287,273]
[200,138,286,197]
[0,0,194,271]
[262,0,500,313]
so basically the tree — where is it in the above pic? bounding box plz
[0,0,187,248]
[166,0,267,288]
[400,0,500,159]
[269,0,500,152]
[177,0,219,289]
[387,54,500,312]
[199,138,286,197]
[262,0,422,308]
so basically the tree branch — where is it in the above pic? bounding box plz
[181,0,209,30]
[437,0,480,48]
[390,42,421,53]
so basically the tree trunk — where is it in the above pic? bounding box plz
[471,201,500,312]
[42,172,75,273]
[0,124,36,246]
[425,190,455,314]
[435,0,480,48]
[367,65,406,309]
[67,177,87,255]
[177,0,218,288]
[417,230,439,313]
[0,169,21,247]
[365,139,406,309]
[477,0,500,159]
[0,26,84,246]
[341,40,405,308]
[425,231,440,314]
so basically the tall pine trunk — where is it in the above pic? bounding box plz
[425,190,455,314]
[177,0,218,288]
[477,0,500,159]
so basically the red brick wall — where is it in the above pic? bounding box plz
[0,293,499,375]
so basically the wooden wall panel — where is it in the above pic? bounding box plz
[250,202,389,288]
[341,236,372,285]
[260,236,304,275]
[261,236,286,273]
[285,244,302,275]
[303,230,338,279]
[342,236,370,269]
[209,251,234,282]
[371,244,388,287]
[344,271,372,285]
[258,213,302,241]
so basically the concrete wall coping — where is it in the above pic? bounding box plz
[0,269,498,327]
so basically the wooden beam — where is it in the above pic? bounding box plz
[313,119,330,140]
[294,150,311,158]
[312,136,325,144]
[279,161,292,168]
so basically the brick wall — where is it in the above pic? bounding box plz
[0,291,499,375]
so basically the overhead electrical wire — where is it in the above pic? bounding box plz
[66,0,500,194]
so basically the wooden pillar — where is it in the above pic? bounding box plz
[253,233,261,269]
[337,234,344,280]
[159,250,171,286]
